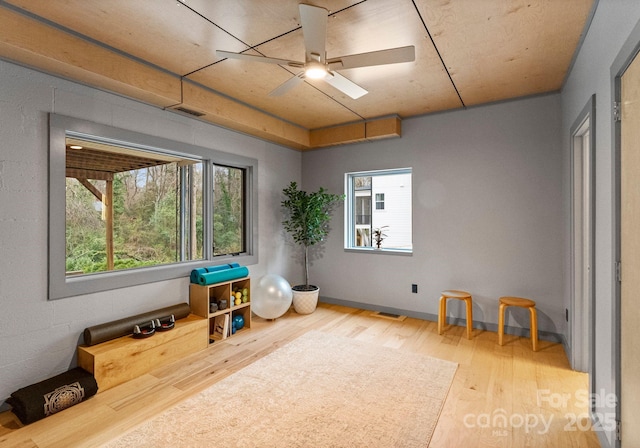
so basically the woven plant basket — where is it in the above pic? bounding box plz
[292,286,319,314]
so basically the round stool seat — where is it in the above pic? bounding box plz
[442,290,471,299]
[498,296,538,351]
[499,296,536,308]
[438,290,473,339]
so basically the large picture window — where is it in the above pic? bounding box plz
[50,114,257,299]
[65,139,204,275]
[345,168,412,252]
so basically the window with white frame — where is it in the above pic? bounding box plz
[345,168,412,251]
[375,193,385,210]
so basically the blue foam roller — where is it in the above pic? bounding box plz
[190,268,207,283]
[190,263,240,283]
[197,266,249,286]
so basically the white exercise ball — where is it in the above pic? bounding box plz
[252,274,293,319]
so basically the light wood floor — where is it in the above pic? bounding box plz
[0,303,600,447]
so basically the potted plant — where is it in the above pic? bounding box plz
[282,181,344,314]
[372,226,389,249]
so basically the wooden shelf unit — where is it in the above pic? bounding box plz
[189,277,251,343]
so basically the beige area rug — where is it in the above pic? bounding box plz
[104,331,457,448]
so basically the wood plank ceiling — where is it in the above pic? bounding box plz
[0,0,595,150]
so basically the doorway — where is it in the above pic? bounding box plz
[618,46,640,447]
[570,96,595,378]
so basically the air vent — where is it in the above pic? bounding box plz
[370,311,407,321]
[173,106,205,117]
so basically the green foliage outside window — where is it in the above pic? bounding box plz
[65,146,246,276]
[66,161,204,275]
[213,165,244,256]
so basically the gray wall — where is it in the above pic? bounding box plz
[561,1,640,446]
[302,94,565,336]
[0,60,302,403]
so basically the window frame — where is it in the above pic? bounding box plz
[212,163,247,256]
[49,114,258,300]
[344,167,413,255]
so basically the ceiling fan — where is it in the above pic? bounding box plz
[216,3,415,100]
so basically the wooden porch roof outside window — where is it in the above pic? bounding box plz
[65,138,175,273]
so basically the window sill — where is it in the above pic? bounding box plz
[344,247,413,256]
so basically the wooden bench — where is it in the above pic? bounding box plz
[77,314,208,392]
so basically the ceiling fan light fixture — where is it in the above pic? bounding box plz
[217,4,413,98]
[305,62,327,79]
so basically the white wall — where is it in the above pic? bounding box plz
[302,94,565,336]
[0,60,302,404]
[371,172,412,249]
[560,2,640,446]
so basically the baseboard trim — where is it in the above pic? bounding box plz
[319,296,564,343]
[561,333,572,366]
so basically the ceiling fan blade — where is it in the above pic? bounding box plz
[216,50,303,68]
[299,3,327,63]
[323,72,368,99]
[269,73,305,97]
[327,46,415,70]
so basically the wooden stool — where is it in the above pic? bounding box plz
[438,290,473,339]
[498,296,538,351]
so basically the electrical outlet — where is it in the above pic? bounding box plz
[411,284,418,293]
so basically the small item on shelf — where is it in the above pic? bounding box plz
[154,314,175,331]
[232,314,245,331]
[213,314,229,339]
[218,298,228,310]
[232,287,250,304]
[133,320,156,338]
[210,302,218,313]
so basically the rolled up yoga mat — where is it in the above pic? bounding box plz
[196,265,249,286]
[190,262,240,283]
[7,367,98,425]
[83,302,191,346]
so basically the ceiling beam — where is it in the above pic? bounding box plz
[0,5,181,108]
[173,80,311,150]
[310,116,401,148]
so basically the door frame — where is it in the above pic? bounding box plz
[569,96,595,379]
[611,20,640,448]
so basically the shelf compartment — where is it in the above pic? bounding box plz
[190,277,251,345]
